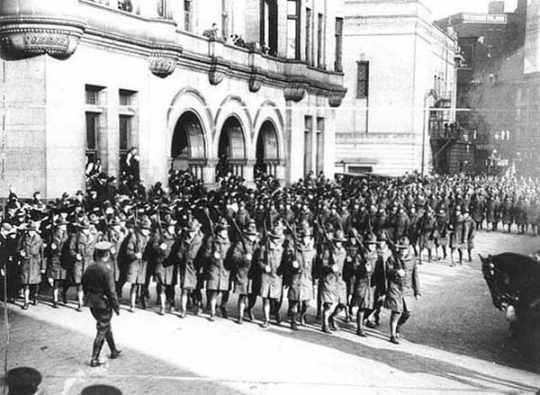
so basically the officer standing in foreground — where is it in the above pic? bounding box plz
[82,241,122,367]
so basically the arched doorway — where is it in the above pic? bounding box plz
[255,120,280,178]
[171,111,206,179]
[217,117,246,178]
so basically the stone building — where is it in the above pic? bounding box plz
[335,0,458,176]
[0,0,346,198]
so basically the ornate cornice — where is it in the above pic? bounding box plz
[0,16,86,60]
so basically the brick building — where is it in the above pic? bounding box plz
[335,0,458,176]
[0,0,346,198]
[436,1,527,174]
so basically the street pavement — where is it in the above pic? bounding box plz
[1,229,540,395]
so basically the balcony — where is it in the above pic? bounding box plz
[0,0,346,106]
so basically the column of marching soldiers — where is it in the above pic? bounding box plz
[1,170,539,345]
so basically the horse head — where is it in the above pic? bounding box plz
[479,254,504,310]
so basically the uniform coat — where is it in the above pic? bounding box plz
[203,234,232,292]
[177,231,204,290]
[258,241,285,300]
[231,238,259,295]
[352,249,378,309]
[152,230,177,286]
[67,231,95,284]
[48,228,69,280]
[320,246,347,304]
[287,243,316,301]
[125,231,151,285]
[18,232,45,285]
[384,248,420,313]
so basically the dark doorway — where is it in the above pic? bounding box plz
[171,111,205,178]
[217,117,245,179]
[255,120,279,178]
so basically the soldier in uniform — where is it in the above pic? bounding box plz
[82,241,121,367]
[231,219,260,324]
[177,219,205,318]
[203,218,233,321]
[18,221,45,310]
[152,217,178,315]
[65,217,96,311]
[258,225,286,327]
[0,223,18,303]
[351,233,378,337]
[287,223,316,331]
[320,230,348,334]
[435,209,450,261]
[47,217,69,308]
[418,206,437,264]
[126,217,152,311]
[384,236,421,344]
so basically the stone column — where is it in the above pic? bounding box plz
[202,159,218,188]
[243,159,256,187]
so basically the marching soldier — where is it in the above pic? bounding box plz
[126,217,152,311]
[320,230,348,334]
[384,236,421,344]
[287,223,316,331]
[352,233,379,337]
[231,219,260,324]
[152,217,178,315]
[258,225,286,327]
[203,218,233,321]
[18,220,45,310]
[177,219,205,317]
[82,241,121,367]
[0,223,18,303]
[48,217,69,308]
[65,217,95,311]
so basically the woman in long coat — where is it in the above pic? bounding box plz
[177,219,204,317]
[352,233,378,336]
[383,237,420,344]
[18,221,45,309]
[47,217,69,308]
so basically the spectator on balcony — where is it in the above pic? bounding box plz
[230,34,246,48]
[125,147,140,182]
[118,0,133,12]
[203,23,220,41]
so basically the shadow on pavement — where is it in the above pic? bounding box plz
[81,385,122,395]
[268,326,540,394]
[0,310,243,395]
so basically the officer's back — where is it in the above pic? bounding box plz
[82,260,119,311]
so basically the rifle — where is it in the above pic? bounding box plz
[384,229,404,273]
[226,213,247,252]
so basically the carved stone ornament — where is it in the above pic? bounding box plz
[0,17,86,60]
[249,74,263,93]
[208,58,230,86]
[328,89,347,108]
[148,49,181,78]
[284,84,307,102]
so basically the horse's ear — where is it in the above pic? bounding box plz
[478,254,486,263]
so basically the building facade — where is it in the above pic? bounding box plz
[0,0,346,198]
[437,0,527,174]
[335,0,457,176]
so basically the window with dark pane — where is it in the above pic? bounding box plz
[357,61,369,99]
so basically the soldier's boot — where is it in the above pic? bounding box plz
[396,312,410,339]
[106,331,122,359]
[220,305,228,319]
[90,338,105,367]
[290,313,299,331]
[140,295,147,310]
[159,293,166,316]
[330,307,343,331]
[356,311,367,337]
